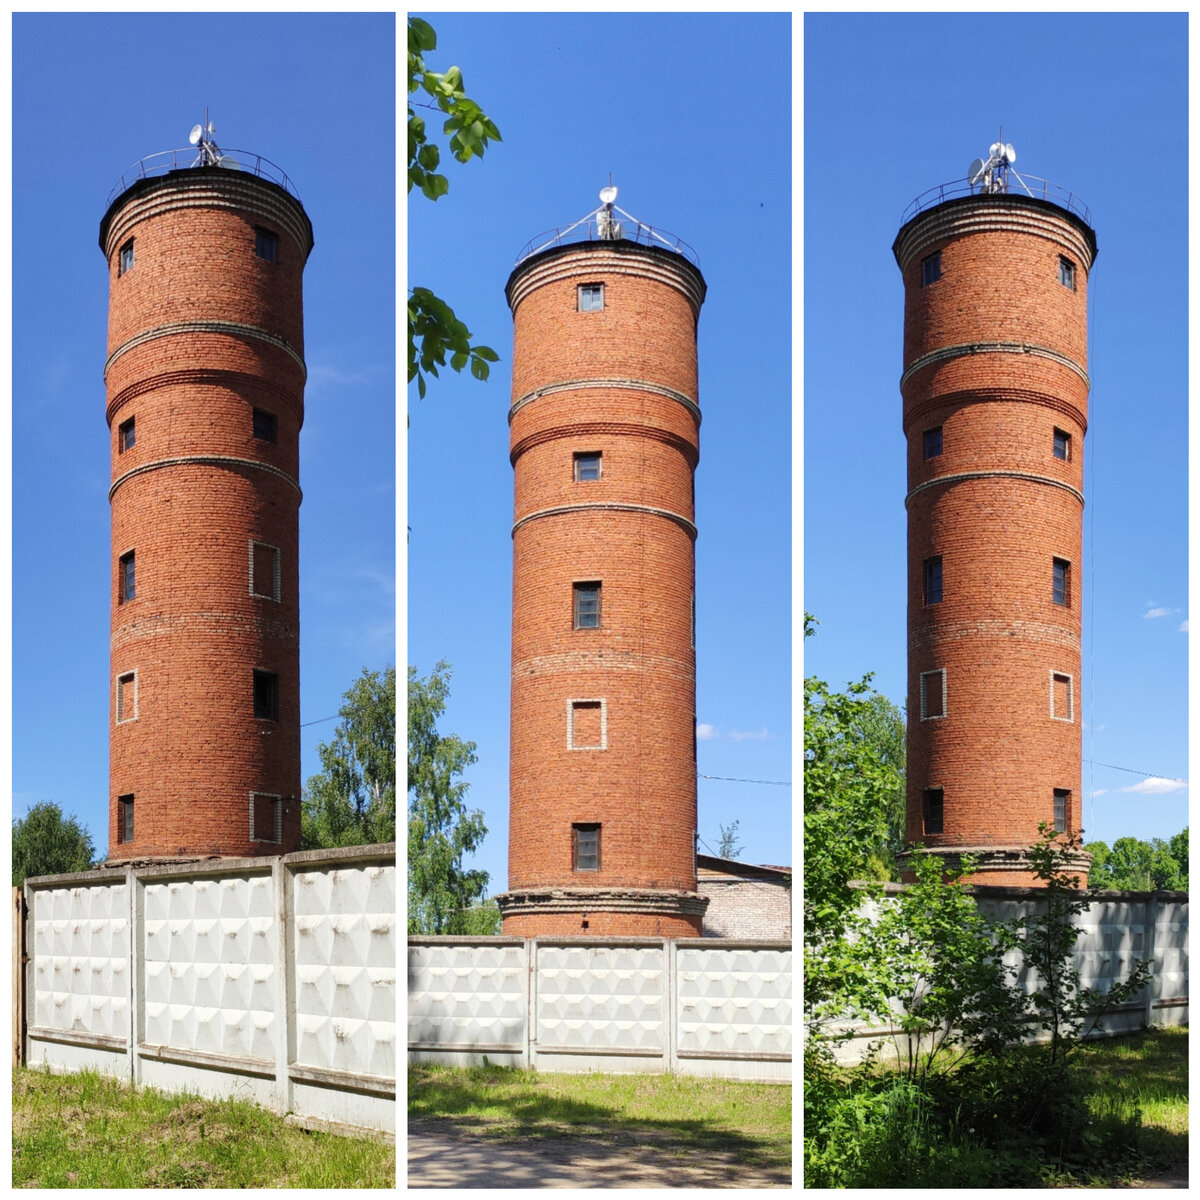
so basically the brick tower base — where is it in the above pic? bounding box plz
[898,846,1091,888]
[496,887,707,938]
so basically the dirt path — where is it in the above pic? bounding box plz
[407,1118,791,1189]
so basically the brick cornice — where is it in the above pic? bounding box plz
[109,455,302,501]
[512,501,697,540]
[106,321,307,380]
[509,377,701,426]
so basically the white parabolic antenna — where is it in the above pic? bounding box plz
[189,124,203,146]
[967,157,985,184]
[599,185,618,204]
[1005,143,1016,163]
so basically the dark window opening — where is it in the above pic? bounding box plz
[574,452,602,481]
[119,551,135,603]
[119,239,134,276]
[1054,788,1070,833]
[1052,672,1073,721]
[119,417,136,453]
[1053,428,1070,461]
[569,699,605,749]
[1059,256,1076,289]
[923,788,944,836]
[578,283,604,311]
[118,795,134,843]
[573,823,601,871]
[251,541,280,601]
[920,669,945,720]
[924,556,943,605]
[251,793,282,843]
[574,582,601,629]
[255,227,279,262]
[921,251,941,286]
[116,672,137,723]
[1053,558,1071,607]
[253,670,279,721]
[253,408,277,442]
[923,426,942,458]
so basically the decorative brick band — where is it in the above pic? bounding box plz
[898,846,1092,878]
[509,377,701,425]
[906,470,1084,507]
[110,455,302,501]
[106,321,307,378]
[900,341,1089,389]
[494,887,709,918]
[510,421,698,467]
[512,502,697,540]
[106,367,300,426]
[908,618,1080,654]
[903,386,1088,435]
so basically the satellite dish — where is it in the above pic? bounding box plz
[989,142,1002,159]
[599,185,618,204]
[189,124,203,146]
[1004,143,1016,163]
[967,157,985,184]
[218,154,239,170]
[207,121,216,136]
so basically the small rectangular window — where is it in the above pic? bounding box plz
[1053,428,1070,461]
[255,227,279,263]
[119,417,136,453]
[253,408,277,442]
[578,283,605,312]
[116,671,138,723]
[573,823,601,871]
[250,541,281,601]
[920,668,946,720]
[573,582,601,629]
[1051,672,1074,722]
[1059,256,1075,290]
[250,793,282,844]
[574,452,602,481]
[1053,788,1070,833]
[119,239,134,276]
[1053,558,1071,607]
[568,699,606,750]
[253,670,279,721]
[118,795,134,844]
[921,251,941,286]
[924,556,943,605]
[923,788,944,836]
[119,551,135,604]
[923,426,942,458]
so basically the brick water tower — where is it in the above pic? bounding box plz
[495,188,710,935]
[894,140,1095,885]
[100,119,313,860]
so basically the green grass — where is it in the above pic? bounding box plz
[13,1066,395,1188]
[409,1063,792,1176]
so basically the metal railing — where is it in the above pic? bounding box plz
[106,147,301,208]
[901,174,1091,227]
[515,207,700,268]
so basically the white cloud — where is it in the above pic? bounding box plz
[1120,777,1188,795]
[696,723,717,741]
[1089,788,1109,798]
[1180,620,1189,634]
[729,727,770,742]
[1144,605,1175,619]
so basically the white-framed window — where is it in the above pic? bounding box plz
[119,238,134,276]
[250,792,283,844]
[116,670,138,723]
[574,451,602,481]
[578,283,605,312]
[249,540,281,601]
[1050,671,1074,722]
[567,698,607,750]
[919,668,946,720]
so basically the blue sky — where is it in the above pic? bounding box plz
[407,12,793,896]
[11,13,396,858]
[804,13,1188,849]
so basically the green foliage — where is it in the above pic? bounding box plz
[301,667,396,849]
[715,820,743,858]
[407,661,490,934]
[456,898,503,936]
[1085,828,1188,891]
[13,802,94,886]
[407,17,500,400]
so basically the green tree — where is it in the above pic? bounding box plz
[457,899,503,936]
[408,661,490,934]
[850,691,907,877]
[408,16,500,399]
[1086,831,1188,891]
[302,666,396,849]
[716,820,743,858]
[13,802,95,887]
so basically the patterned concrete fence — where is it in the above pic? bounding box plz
[828,886,1188,1064]
[408,937,792,1082]
[21,844,395,1137]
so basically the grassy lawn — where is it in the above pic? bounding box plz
[409,1063,792,1176]
[13,1067,395,1188]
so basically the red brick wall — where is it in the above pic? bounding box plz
[504,243,706,934]
[101,169,312,859]
[895,197,1095,883]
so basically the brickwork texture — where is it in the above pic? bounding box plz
[894,195,1097,885]
[101,167,313,858]
[499,241,708,935]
